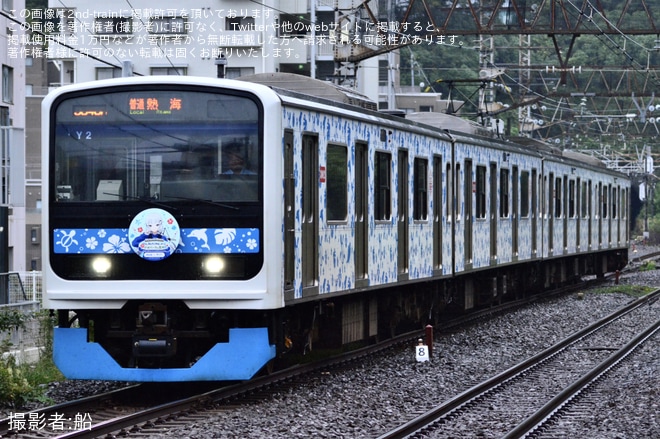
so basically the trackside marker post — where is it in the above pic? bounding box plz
[415,339,429,362]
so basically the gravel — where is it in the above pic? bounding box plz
[4,247,659,438]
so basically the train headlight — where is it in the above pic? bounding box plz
[203,256,225,275]
[91,257,112,275]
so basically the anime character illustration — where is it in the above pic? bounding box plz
[128,208,181,261]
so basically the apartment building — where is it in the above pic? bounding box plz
[1,0,27,274]
[43,0,378,98]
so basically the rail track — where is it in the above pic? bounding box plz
[376,288,660,439]
[0,272,651,439]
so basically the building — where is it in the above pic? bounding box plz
[44,0,378,99]
[1,0,27,274]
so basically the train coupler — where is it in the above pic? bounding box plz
[132,335,177,357]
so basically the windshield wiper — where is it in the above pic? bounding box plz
[161,195,240,211]
[103,193,178,210]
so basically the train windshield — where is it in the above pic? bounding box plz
[52,88,261,204]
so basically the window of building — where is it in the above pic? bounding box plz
[375,151,391,221]
[327,144,348,221]
[94,16,132,35]
[150,67,187,76]
[0,106,8,126]
[96,67,122,80]
[476,165,486,218]
[279,14,309,37]
[378,59,388,86]
[226,15,255,31]
[2,0,12,12]
[414,157,428,221]
[225,67,255,79]
[150,16,187,34]
[2,65,13,104]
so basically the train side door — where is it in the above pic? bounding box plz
[548,173,554,255]
[302,134,319,293]
[490,162,497,263]
[284,130,295,296]
[433,156,443,273]
[576,178,581,251]
[512,166,519,260]
[355,141,368,287]
[398,149,409,279]
[563,176,568,253]
[598,182,603,249]
[588,180,593,250]
[531,169,537,257]
[464,160,473,268]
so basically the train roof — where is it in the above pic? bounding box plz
[237,73,378,111]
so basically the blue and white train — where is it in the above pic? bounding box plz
[42,73,629,382]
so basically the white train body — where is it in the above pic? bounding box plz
[42,75,629,381]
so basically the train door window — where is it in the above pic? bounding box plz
[284,130,295,292]
[602,185,608,218]
[375,151,392,221]
[446,163,453,221]
[355,141,368,284]
[500,168,510,218]
[554,177,562,218]
[531,169,537,255]
[569,179,576,218]
[475,165,486,219]
[512,166,519,257]
[463,160,472,265]
[433,156,443,270]
[302,134,319,290]
[542,175,548,217]
[612,187,617,219]
[327,144,348,222]
[455,163,461,223]
[520,171,529,217]
[398,149,409,277]
[414,157,428,221]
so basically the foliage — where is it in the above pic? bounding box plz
[1,310,63,408]
[638,260,656,272]
[0,309,27,332]
[588,284,655,297]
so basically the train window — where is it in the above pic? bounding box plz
[52,89,261,204]
[569,180,576,218]
[455,163,462,222]
[555,177,562,218]
[612,187,617,218]
[375,151,391,221]
[413,158,428,221]
[520,171,529,217]
[327,144,348,221]
[581,181,588,217]
[475,165,486,219]
[602,186,609,218]
[500,168,510,218]
[446,163,452,220]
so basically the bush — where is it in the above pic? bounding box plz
[1,309,63,408]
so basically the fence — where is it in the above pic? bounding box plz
[0,271,42,306]
[1,271,44,364]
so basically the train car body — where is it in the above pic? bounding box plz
[42,75,630,382]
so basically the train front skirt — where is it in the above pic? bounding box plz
[53,327,276,381]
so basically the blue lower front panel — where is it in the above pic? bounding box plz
[53,327,276,382]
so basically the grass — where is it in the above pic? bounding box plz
[588,284,656,298]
